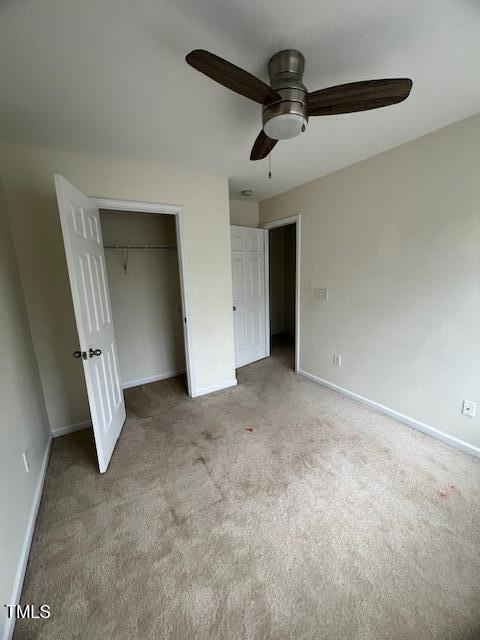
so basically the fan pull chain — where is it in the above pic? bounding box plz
[268,153,272,179]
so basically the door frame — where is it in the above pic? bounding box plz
[92,197,195,397]
[263,214,301,373]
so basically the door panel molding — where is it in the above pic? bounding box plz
[231,225,267,369]
[55,175,126,472]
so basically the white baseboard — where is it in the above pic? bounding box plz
[122,369,185,390]
[298,369,480,460]
[3,436,52,640]
[50,419,91,438]
[193,378,238,397]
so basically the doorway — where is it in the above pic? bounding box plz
[99,209,187,391]
[230,217,300,373]
[264,216,301,372]
[94,197,194,399]
[55,174,194,472]
[268,223,296,367]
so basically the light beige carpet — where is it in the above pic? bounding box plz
[15,341,480,640]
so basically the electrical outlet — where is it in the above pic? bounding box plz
[333,354,342,367]
[314,287,328,300]
[22,450,30,473]
[462,400,476,418]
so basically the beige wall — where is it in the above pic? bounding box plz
[0,142,236,431]
[260,113,480,449]
[100,211,185,387]
[229,199,259,227]
[0,176,50,636]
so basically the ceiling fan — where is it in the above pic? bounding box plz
[186,49,412,161]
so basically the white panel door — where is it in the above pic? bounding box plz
[55,175,126,473]
[231,225,267,368]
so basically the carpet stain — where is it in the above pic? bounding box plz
[202,429,222,441]
[438,485,456,498]
[169,507,187,526]
[196,454,226,501]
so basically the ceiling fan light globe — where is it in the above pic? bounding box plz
[263,113,307,140]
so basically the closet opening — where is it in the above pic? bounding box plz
[99,208,188,397]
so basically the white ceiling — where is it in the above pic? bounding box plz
[1,0,479,201]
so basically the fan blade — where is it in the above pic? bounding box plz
[250,130,278,161]
[186,50,279,105]
[308,78,412,116]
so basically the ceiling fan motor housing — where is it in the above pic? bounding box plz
[263,49,308,140]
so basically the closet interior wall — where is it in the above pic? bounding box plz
[100,210,185,389]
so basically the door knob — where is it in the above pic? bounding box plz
[89,348,102,357]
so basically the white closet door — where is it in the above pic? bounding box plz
[231,225,267,368]
[55,175,126,473]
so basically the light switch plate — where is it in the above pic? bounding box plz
[462,400,476,418]
[333,354,342,367]
[314,287,328,300]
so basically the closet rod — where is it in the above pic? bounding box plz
[103,244,176,250]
